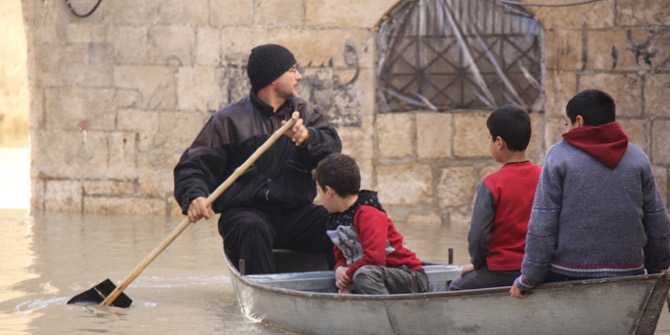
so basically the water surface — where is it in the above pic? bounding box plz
[2,209,670,334]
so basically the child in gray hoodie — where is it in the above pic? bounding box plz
[510,89,670,298]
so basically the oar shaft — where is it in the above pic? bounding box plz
[100,118,297,306]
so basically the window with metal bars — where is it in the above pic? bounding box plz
[376,0,544,113]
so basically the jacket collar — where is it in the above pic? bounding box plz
[249,90,293,119]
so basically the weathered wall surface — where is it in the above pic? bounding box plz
[0,0,29,146]
[528,0,670,215]
[19,0,670,226]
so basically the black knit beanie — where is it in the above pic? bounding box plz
[247,44,297,92]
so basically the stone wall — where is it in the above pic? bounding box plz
[19,0,670,226]
[528,0,670,215]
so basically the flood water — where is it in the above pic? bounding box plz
[0,209,472,334]
[3,210,670,334]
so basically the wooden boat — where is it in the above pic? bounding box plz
[226,253,670,335]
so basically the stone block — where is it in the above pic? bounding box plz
[45,180,83,212]
[618,118,648,154]
[30,178,45,211]
[34,44,114,87]
[544,30,583,71]
[117,109,159,132]
[376,163,432,205]
[330,67,376,128]
[376,113,413,158]
[338,126,374,189]
[305,0,397,28]
[407,212,442,228]
[652,120,670,165]
[109,26,150,64]
[27,1,67,43]
[149,25,195,66]
[586,29,647,71]
[157,0,208,25]
[196,26,222,67]
[107,0,161,26]
[137,168,173,197]
[449,206,475,228]
[114,65,177,110]
[579,73,642,118]
[138,118,200,171]
[210,0,253,26]
[527,113,546,164]
[33,130,92,179]
[453,112,489,158]
[28,88,44,131]
[530,0,614,30]
[266,27,376,72]
[644,29,670,71]
[157,111,212,152]
[177,66,226,112]
[44,88,117,131]
[544,117,566,151]
[617,0,670,26]
[645,74,670,118]
[416,112,453,159]
[220,27,270,65]
[84,180,135,196]
[84,196,167,215]
[34,130,137,180]
[114,89,142,109]
[255,0,304,26]
[480,164,499,180]
[544,71,576,118]
[66,23,106,43]
[222,67,250,102]
[169,197,185,218]
[296,67,334,114]
[108,132,140,180]
[437,166,477,208]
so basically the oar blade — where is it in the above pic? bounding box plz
[67,279,133,308]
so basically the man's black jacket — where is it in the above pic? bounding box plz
[173,92,342,214]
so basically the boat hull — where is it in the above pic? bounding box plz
[226,256,670,335]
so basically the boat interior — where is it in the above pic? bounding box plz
[245,262,463,293]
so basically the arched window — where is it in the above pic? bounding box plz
[376,0,544,113]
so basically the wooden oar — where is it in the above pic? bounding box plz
[68,118,297,308]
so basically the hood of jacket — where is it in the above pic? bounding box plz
[326,190,384,230]
[562,121,628,169]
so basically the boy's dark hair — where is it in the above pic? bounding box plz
[566,89,616,126]
[486,104,532,152]
[313,153,360,197]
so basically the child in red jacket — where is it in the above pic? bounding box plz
[313,153,427,294]
[448,105,541,291]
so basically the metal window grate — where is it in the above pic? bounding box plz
[376,0,544,113]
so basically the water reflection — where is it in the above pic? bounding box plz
[1,210,669,334]
[0,211,288,334]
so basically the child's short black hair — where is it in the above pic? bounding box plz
[486,104,532,152]
[566,89,616,126]
[313,153,360,197]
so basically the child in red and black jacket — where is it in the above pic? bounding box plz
[448,105,542,291]
[313,153,426,295]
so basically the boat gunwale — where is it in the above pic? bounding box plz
[225,254,670,301]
